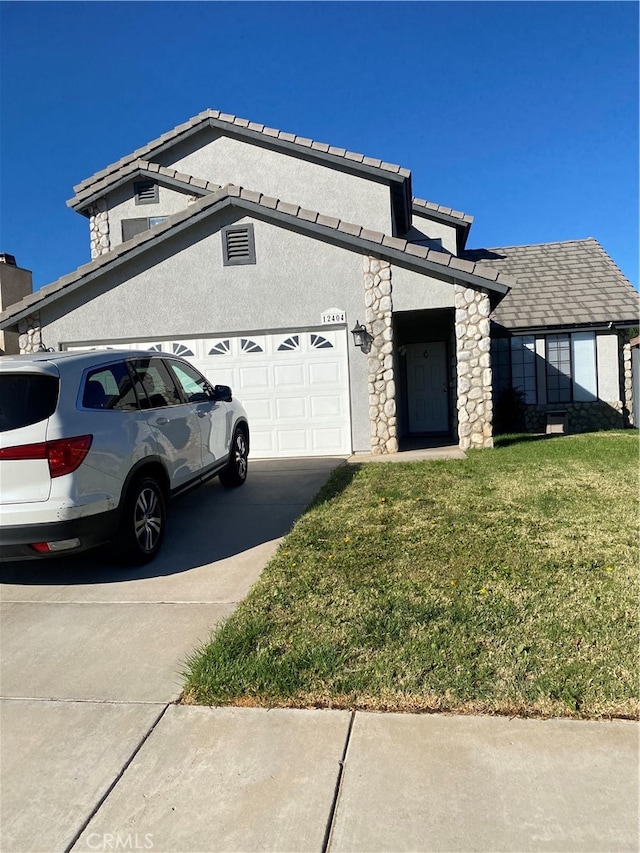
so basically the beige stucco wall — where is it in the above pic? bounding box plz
[158,129,394,235]
[107,183,197,249]
[390,264,456,312]
[409,212,458,254]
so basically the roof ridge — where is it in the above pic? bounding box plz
[72,110,411,196]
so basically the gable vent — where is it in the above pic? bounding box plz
[222,224,256,266]
[134,180,159,204]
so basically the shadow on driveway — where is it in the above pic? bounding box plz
[0,457,344,586]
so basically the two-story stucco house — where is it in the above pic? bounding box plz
[1,109,637,457]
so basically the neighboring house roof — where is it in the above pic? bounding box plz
[68,160,221,213]
[0,185,513,331]
[464,238,639,330]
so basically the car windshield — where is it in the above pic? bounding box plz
[0,374,59,432]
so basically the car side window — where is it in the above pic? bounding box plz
[166,360,211,403]
[130,358,183,409]
[83,362,139,411]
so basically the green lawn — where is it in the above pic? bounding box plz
[184,432,639,719]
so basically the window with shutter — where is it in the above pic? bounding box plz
[134,180,159,205]
[222,225,256,266]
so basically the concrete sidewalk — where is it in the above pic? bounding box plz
[2,702,637,852]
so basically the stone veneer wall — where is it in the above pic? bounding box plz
[523,401,625,433]
[18,314,43,354]
[89,199,111,258]
[364,255,398,454]
[622,332,634,426]
[454,285,493,450]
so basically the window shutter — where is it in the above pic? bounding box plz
[222,225,256,266]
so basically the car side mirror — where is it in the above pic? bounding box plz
[214,384,232,402]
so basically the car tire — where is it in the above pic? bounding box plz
[219,428,248,488]
[113,476,166,565]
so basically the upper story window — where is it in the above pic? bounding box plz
[134,180,159,205]
[222,225,256,266]
[121,217,168,242]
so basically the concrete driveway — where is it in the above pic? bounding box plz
[0,457,343,851]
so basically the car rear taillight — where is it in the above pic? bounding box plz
[0,435,93,478]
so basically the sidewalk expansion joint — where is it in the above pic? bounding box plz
[321,709,356,853]
[63,702,171,853]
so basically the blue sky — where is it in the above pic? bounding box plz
[1,1,638,291]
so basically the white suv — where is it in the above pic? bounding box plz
[0,350,249,564]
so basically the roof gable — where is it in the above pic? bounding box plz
[1,185,511,330]
[68,160,221,213]
[71,110,414,232]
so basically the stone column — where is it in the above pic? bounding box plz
[17,314,43,354]
[364,255,398,454]
[622,333,634,426]
[89,198,111,258]
[454,285,493,450]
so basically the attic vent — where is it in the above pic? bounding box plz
[222,224,256,266]
[134,180,159,205]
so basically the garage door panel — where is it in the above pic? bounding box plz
[310,395,343,417]
[312,428,347,452]
[245,398,274,420]
[274,364,306,386]
[277,430,310,453]
[76,330,351,458]
[309,362,341,384]
[275,397,307,419]
[239,365,271,388]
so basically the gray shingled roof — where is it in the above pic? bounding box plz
[68,160,221,211]
[0,185,512,330]
[72,109,411,197]
[464,238,639,330]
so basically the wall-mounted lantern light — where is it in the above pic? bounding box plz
[351,321,373,354]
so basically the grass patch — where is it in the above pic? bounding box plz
[184,432,640,719]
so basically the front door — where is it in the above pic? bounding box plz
[406,341,449,433]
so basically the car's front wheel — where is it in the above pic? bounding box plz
[219,428,248,487]
[113,476,166,565]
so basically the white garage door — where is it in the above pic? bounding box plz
[69,328,352,459]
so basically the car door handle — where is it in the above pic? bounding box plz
[155,417,170,426]
[197,410,207,418]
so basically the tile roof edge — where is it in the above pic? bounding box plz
[69,161,219,208]
[3,186,509,326]
[412,196,474,224]
[73,110,412,194]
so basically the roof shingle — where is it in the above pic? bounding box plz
[464,238,639,329]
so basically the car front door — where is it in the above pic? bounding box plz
[164,358,229,470]
[129,357,203,489]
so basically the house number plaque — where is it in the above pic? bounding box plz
[321,308,346,324]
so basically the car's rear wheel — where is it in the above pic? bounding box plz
[219,428,248,487]
[113,476,166,565]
